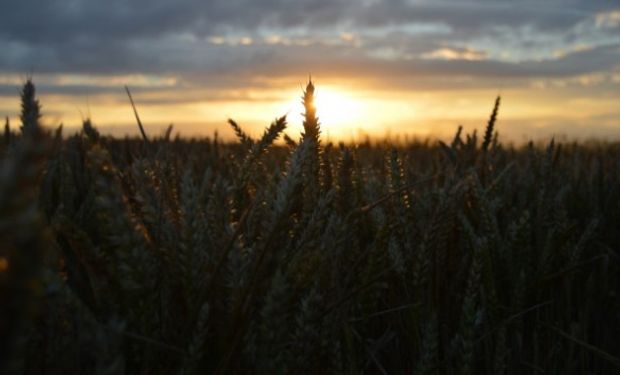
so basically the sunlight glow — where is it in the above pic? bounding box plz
[315,89,363,126]
[286,86,367,134]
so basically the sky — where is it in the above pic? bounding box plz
[1,0,619,142]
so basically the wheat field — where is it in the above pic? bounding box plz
[1,80,619,374]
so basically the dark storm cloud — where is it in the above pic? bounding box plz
[1,0,619,86]
[1,1,614,43]
[0,0,350,44]
[0,0,613,43]
[351,1,608,33]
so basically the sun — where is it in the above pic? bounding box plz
[313,89,362,126]
[286,86,364,131]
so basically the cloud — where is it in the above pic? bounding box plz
[421,47,487,61]
[595,10,620,29]
[1,1,619,94]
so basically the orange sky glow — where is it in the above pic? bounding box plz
[1,73,618,143]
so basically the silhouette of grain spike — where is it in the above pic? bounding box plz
[164,124,174,141]
[451,125,463,149]
[482,96,500,153]
[82,118,100,143]
[3,117,9,146]
[19,79,41,136]
[300,78,322,213]
[283,133,297,148]
[0,81,50,371]
[124,85,149,144]
[228,119,254,148]
[301,79,320,141]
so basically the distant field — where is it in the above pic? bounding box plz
[1,81,619,374]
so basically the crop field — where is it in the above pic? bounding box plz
[1,80,619,374]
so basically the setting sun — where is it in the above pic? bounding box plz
[283,86,370,138]
[313,89,363,126]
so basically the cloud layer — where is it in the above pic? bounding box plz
[2,1,618,76]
